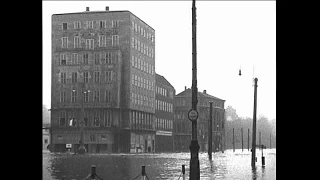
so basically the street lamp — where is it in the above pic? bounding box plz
[189,0,200,179]
[239,67,258,168]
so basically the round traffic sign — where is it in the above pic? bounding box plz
[188,109,198,121]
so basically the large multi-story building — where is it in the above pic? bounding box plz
[173,87,226,152]
[154,73,175,152]
[50,7,156,153]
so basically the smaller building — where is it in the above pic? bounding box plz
[173,87,226,152]
[154,74,175,152]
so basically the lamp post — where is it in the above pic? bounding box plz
[251,78,258,167]
[239,68,258,167]
[188,0,200,179]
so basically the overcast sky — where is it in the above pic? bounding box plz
[43,1,276,120]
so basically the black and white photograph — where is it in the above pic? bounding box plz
[43,0,276,179]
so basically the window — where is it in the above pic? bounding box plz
[84,90,89,102]
[131,75,134,85]
[94,71,100,83]
[131,56,135,67]
[131,37,134,48]
[62,23,68,30]
[134,57,137,68]
[146,46,149,56]
[61,37,68,48]
[74,36,81,48]
[60,72,66,84]
[105,71,113,82]
[111,35,119,46]
[137,40,140,52]
[100,20,106,28]
[93,111,100,127]
[104,110,112,127]
[134,75,137,86]
[83,111,88,127]
[88,21,94,29]
[106,52,112,64]
[71,90,77,103]
[99,35,107,47]
[105,90,111,102]
[112,20,119,28]
[74,21,81,29]
[83,53,89,65]
[60,54,66,65]
[94,53,100,65]
[86,39,94,49]
[100,52,106,63]
[134,38,137,49]
[60,91,66,102]
[84,71,89,83]
[71,72,78,83]
[94,90,100,102]
[71,53,79,65]
[59,111,66,127]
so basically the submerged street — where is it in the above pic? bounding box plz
[43,149,276,180]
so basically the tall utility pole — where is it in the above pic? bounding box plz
[241,128,243,152]
[189,0,200,179]
[248,129,250,151]
[208,102,213,160]
[270,133,272,149]
[251,78,258,167]
[232,128,235,152]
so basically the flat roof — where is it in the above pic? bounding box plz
[52,10,155,31]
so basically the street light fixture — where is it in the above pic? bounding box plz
[239,67,258,168]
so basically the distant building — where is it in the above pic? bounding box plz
[154,74,175,152]
[50,7,156,153]
[173,87,226,152]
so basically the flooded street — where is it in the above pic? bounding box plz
[43,149,275,180]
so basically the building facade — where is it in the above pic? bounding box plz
[50,7,156,153]
[173,87,226,152]
[154,74,175,152]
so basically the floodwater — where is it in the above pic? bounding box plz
[43,149,276,180]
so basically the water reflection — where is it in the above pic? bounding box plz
[43,149,276,180]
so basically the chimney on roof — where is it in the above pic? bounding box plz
[86,7,90,11]
[106,6,109,11]
[203,90,207,94]
[185,86,187,91]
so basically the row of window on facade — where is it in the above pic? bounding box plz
[131,37,154,59]
[58,110,112,127]
[131,20,154,43]
[130,111,154,130]
[155,118,173,131]
[61,35,119,49]
[59,51,115,66]
[156,86,174,98]
[131,92,154,109]
[61,20,119,31]
[131,74,154,92]
[155,100,173,113]
[59,89,113,103]
[59,71,114,84]
[131,55,154,75]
